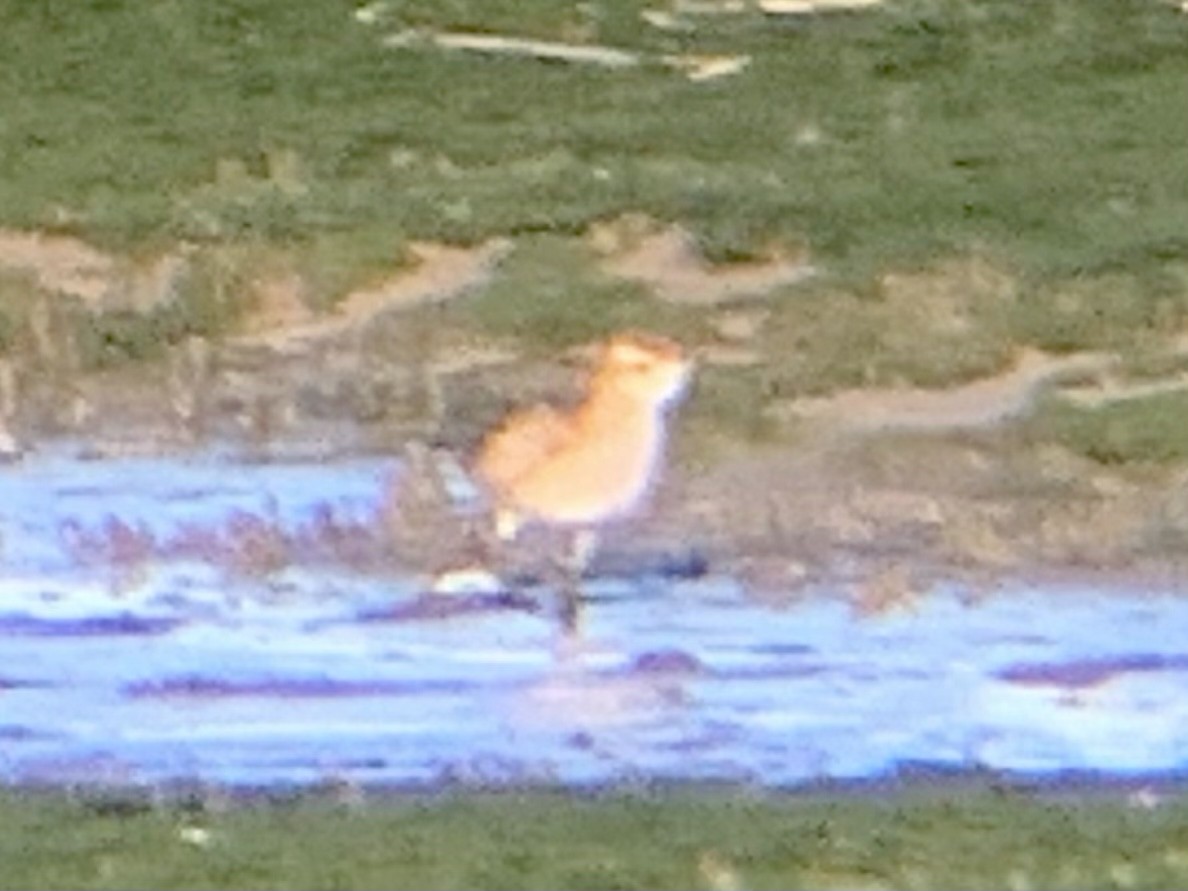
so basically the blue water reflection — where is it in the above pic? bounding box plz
[0,451,1185,788]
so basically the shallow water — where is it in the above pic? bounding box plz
[1,450,1186,789]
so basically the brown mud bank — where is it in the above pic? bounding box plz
[21,331,1188,608]
[640,430,1188,611]
[0,227,1185,600]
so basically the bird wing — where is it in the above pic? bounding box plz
[473,404,577,493]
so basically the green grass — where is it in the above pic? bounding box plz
[4,0,1188,439]
[1029,389,1188,465]
[3,0,1188,275]
[1007,268,1188,354]
[443,234,705,352]
[1,785,1186,890]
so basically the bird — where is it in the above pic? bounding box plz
[473,330,693,629]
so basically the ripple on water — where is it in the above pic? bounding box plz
[122,676,481,700]
[995,653,1188,690]
[0,613,183,637]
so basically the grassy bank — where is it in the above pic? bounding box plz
[1,784,1186,890]
[3,1,1188,394]
[3,0,1187,280]
[1,2,1186,475]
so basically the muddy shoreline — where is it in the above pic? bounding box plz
[18,378,1188,607]
[1,229,1184,601]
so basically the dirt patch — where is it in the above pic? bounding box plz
[235,238,512,350]
[381,29,750,82]
[385,31,642,69]
[756,0,886,13]
[591,215,815,305]
[237,272,317,339]
[0,230,187,313]
[773,348,1116,433]
[660,54,751,81]
[0,230,113,304]
[1057,371,1188,409]
[653,0,886,22]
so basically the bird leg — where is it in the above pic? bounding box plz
[483,507,597,636]
[556,527,598,636]
[568,528,599,577]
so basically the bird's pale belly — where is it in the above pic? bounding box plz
[507,424,664,526]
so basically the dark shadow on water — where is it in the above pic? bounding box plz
[0,613,182,637]
[123,676,480,700]
[354,591,543,623]
[995,653,1188,689]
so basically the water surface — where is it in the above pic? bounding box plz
[1,451,1185,788]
